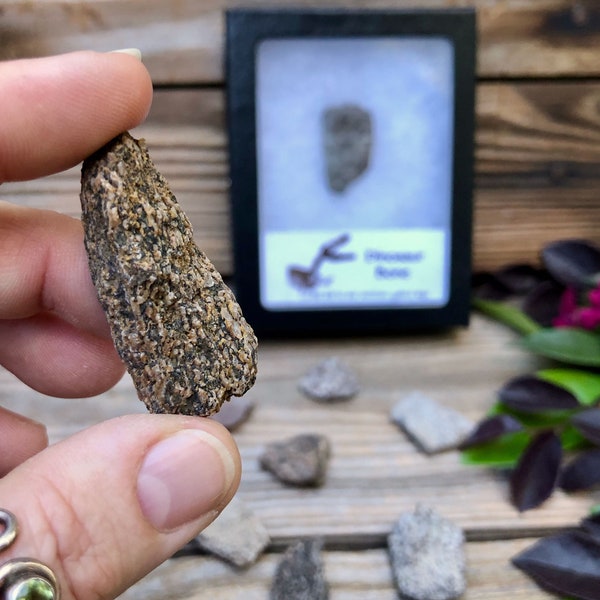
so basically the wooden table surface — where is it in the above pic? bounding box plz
[2,314,597,599]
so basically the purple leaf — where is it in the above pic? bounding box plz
[522,280,565,327]
[499,375,579,413]
[541,239,600,287]
[471,271,513,301]
[493,263,547,295]
[458,415,523,450]
[560,448,600,492]
[571,408,600,446]
[510,430,562,511]
[581,513,600,544]
[513,531,600,600]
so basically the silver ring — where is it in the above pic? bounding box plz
[0,509,60,599]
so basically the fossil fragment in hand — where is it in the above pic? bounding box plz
[80,132,257,416]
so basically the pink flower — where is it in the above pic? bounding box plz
[589,286,600,308]
[553,286,600,331]
[576,307,600,330]
[553,287,578,328]
[553,314,574,327]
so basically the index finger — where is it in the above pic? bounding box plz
[0,50,153,183]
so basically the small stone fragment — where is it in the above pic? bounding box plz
[390,391,474,454]
[80,133,257,416]
[298,357,359,402]
[260,434,331,487]
[387,505,466,600]
[323,104,372,193]
[195,497,270,568]
[209,396,255,431]
[270,539,329,600]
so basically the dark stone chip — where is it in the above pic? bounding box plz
[260,434,331,487]
[270,539,329,600]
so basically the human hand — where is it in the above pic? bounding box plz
[0,51,241,599]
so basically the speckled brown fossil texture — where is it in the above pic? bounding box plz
[80,132,257,416]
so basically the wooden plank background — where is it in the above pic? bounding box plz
[118,539,555,600]
[1,315,595,598]
[1,0,600,273]
[2,0,600,81]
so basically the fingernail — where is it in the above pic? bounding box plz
[137,429,236,531]
[110,48,142,61]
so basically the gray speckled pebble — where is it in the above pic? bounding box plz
[195,497,270,568]
[270,539,329,600]
[388,505,466,600]
[390,391,473,454]
[298,357,359,402]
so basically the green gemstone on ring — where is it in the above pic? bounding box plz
[8,577,55,600]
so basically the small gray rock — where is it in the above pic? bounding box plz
[270,539,329,600]
[390,391,474,454]
[298,357,359,402]
[195,497,270,567]
[387,505,466,600]
[323,104,372,193]
[260,434,331,487]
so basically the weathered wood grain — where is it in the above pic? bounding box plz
[1,315,596,549]
[118,539,553,599]
[0,312,585,598]
[1,0,600,80]
[2,82,600,274]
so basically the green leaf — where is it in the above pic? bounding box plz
[493,401,573,427]
[472,298,542,336]
[590,504,600,516]
[537,368,600,406]
[521,328,600,367]
[560,424,591,451]
[460,430,532,468]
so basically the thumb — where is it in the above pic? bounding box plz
[0,414,240,600]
